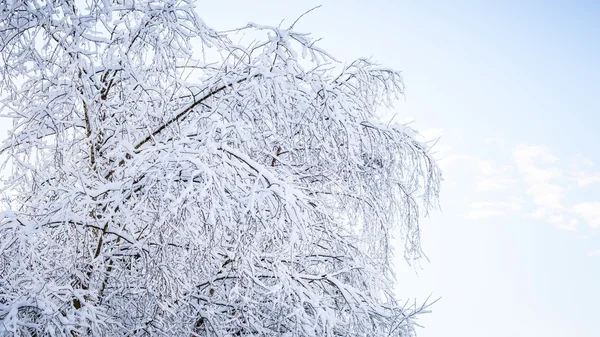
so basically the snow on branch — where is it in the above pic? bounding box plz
[0,1,441,336]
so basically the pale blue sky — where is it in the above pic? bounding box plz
[196,1,600,336]
[1,1,598,336]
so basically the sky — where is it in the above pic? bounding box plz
[1,1,599,336]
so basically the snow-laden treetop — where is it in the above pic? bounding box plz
[0,1,441,336]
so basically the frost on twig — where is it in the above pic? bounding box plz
[0,1,441,336]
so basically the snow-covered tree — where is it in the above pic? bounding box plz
[0,1,441,336]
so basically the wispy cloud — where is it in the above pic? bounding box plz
[587,250,600,257]
[463,198,523,220]
[483,137,506,151]
[513,145,600,231]
[475,161,515,191]
[569,159,600,187]
[571,202,600,229]
[444,139,599,237]
[513,145,575,230]
[476,179,510,191]
[546,215,578,231]
[463,208,506,220]
[478,161,507,176]
[574,173,600,187]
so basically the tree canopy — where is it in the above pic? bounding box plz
[0,1,441,336]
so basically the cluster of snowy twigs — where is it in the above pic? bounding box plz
[0,0,441,336]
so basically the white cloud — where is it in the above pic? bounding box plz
[463,198,523,220]
[514,146,564,210]
[469,200,522,211]
[574,173,600,187]
[588,250,600,257]
[478,161,512,176]
[556,221,578,231]
[476,178,516,191]
[473,160,516,191]
[528,208,548,219]
[445,154,475,163]
[463,208,505,220]
[513,145,577,231]
[514,146,600,232]
[571,202,600,229]
[436,138,599,234]
[476,179,507,191]
[514,145,558,164]
[546,215,578,231]
[526,182,564,210]
[569,160,600,187]
[483,137,506,150]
